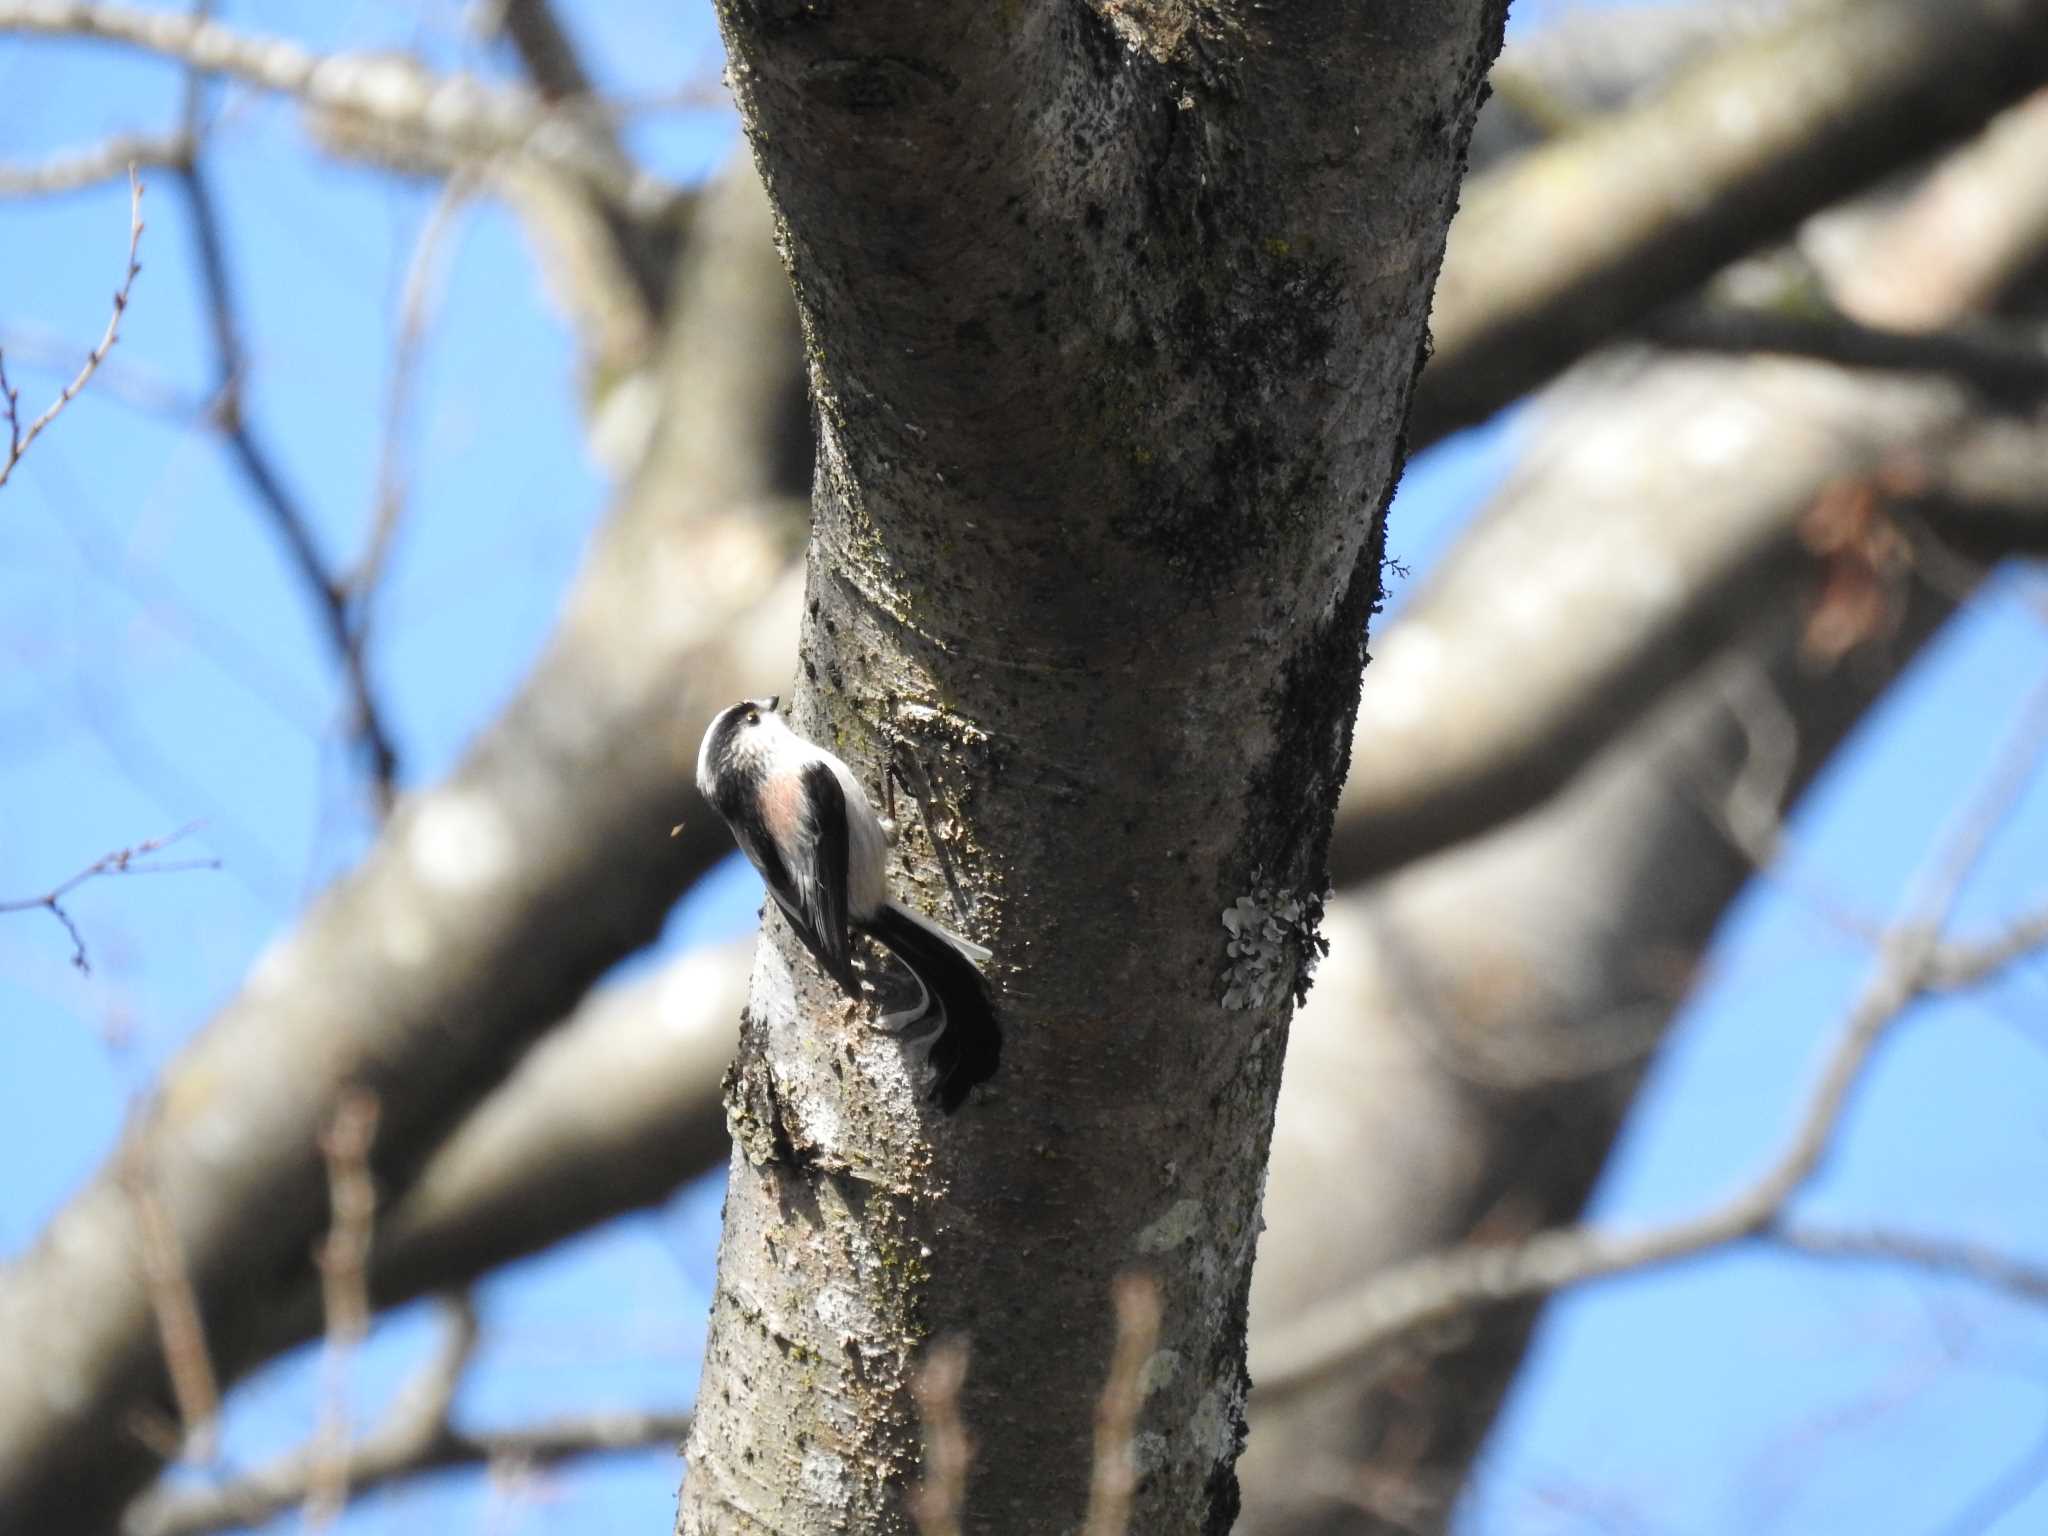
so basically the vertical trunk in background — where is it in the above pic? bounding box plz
[680,5,1507,1533]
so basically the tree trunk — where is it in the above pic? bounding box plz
[679,3,1507,1532]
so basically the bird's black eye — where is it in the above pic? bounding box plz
[744,709,759,727]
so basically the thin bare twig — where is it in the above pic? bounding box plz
[172,93,401,810]
[1083,1272,1163,1536]
[350,175,476,621]
[306,1089,380,1530]
[0,823,218,973]
[118,1142,220,1462]
[909,1338,972,1536]
[1679,657,1892,954]
[125,1294,694,1536]
[1768,1222,2048,1307]
[0,132,187,197]
[142,1408,698,1536]
[0,165,143,489]
[1922,906,2048,993]
[0,325,203,419]
[1253,673,2048,1401]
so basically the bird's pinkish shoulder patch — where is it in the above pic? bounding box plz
[762,769,807,846]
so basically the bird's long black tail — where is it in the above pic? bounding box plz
[862,901,1000,1112]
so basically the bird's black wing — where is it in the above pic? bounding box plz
[796,759,854,983]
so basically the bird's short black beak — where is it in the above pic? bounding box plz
[764,694,781,712]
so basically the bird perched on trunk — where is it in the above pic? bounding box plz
[696,696,1001,1112]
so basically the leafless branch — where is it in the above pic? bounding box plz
[306,1089,380,1529]
[0,165,143,489]
[1641,302,2048,408]
[239,939,748,1361]
[0,325,203,419]
[1334,85,2048,888]
[910,1339,972,1536]
[1834,82,2048,328]
[1083,1273,1163,1536]
[0,1,684,220]
[0,157,803,1532]
[147,1411,701,1536]
[1255,674,2048,1401]
[1890,417,2048,558]
[0,823,218,973]
[124,1294,692,1536]
[1478,1,1801,148]
[171,112,401,810]
[1768,1222,2048,1307]
[0,133,186,197]
[350,175,475,639]
[485,0,600,105]
[118,1147,219,1464]
[1672,657,1906,960]
[1923,907,2048,990]
[477,0,669,359]
[1411,0,2048,448]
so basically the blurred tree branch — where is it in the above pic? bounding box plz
[1334,88,2048,887]
[1240,553,1982,1529]
[349,173,477,741]
[1767,1222,2048,1306]
[1411,0,2048,448]
[306,1090,380,1528]
[172,124,404,810]
[0,0,684,219]
[118,1134,219,1466]
[117,945,740,1529]
[1270,661,2048,1414]
[483,0,675,320]
[22,0,2048,464]
[1243,79,2048,1529]
[0,134,187,197]
[237,940,749,1359]
[0,157,805,1533]
[1475,0,1798,151]
[1253,871,2048,1399]
[1641,300,2048,409]
[20,0,2041,464]
[1894,418,2048,557]
[125,1296,694,1536]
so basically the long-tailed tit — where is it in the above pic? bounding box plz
[696,696,1001,1112]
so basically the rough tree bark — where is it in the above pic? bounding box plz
[678,4,1505,1532]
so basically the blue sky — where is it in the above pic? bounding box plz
[4,3,2047,1532]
